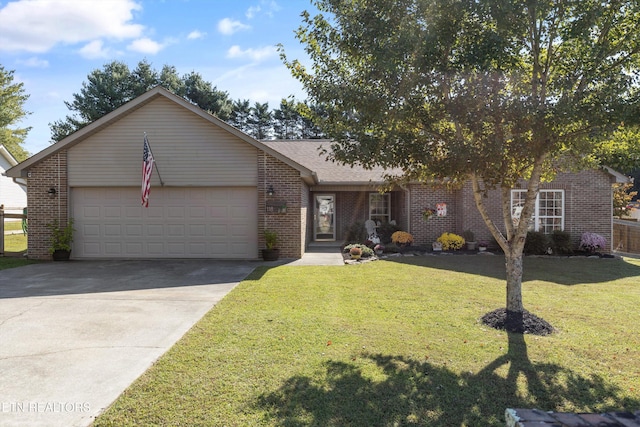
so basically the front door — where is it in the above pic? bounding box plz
[314,194,335,241]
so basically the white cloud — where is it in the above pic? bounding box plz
[226,45,277,62]
[17,57,49,68]
[246,6,261,19]
[217,18,250,35]
[245,2,281,19]
[187,30,206,40]
[0,0,143,53]
[127,37,165,54]
[78,40,111,59]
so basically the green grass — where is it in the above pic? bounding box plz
[1,221,28,265]
[94,255,640,426]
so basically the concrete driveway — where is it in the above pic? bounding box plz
[0,259,259,427]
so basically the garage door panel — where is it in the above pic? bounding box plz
[71,187,257,259]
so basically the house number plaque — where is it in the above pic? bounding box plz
[266,200,287,214]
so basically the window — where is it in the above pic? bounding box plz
[511,190,564,233]
[369,193,390,224]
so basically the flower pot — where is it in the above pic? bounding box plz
[478,246,487,252]
[466,241,478,251]
[432,242,442,252]
[261,248,280,261]
[52,249,71,261]
[351,254,361,260]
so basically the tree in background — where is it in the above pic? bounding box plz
[247,102,273,140]
[0,65,30,161]
[229,99,252,134]
[50,60,233,142]
[273,97,301,139]
[592,126,640,202]
[282,0,640,332]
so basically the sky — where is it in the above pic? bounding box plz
[0,0,320,156]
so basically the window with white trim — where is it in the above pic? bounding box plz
[369,193,390,224]
[511,190,564,233]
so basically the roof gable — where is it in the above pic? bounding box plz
[6,87,314,180]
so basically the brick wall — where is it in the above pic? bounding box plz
[258,152,303,258]
[428,169,614,251]
[26,151,69,260]
[408,185,459,246]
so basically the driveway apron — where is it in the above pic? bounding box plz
[0,260,258,427]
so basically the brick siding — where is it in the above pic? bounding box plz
[26,151,69,260]
[408,169,613,251]
[408,185,459,246]
[258,152,303,258]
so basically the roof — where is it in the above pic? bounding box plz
[261,139,397,185]
[5,87,315,182]
[0,145,19,168]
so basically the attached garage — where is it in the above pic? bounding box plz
[71,187,257,259]
[6,87,311,260]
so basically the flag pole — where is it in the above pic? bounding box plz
[144,132,165,186]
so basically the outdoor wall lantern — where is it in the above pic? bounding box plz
[266,185,275,197]
[47,187,57,198]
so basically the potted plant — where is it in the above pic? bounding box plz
[391,231,413,247]
[478,240,488,252]
[374,244,385,256]
[48,218,74,261]
[349,246,363,259]
[262,229,280,261]
[462,229,477,250]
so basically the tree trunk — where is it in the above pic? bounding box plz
[505,250,525,332]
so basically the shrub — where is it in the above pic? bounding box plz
[343,243,374,257]
[579,232,607,253]
[462,229,475,242]
[550,230,573,254]
[391,231,414,245]
[377,222,401,244]
[524,231,548,255]
[344,222,367,244]
[436,232,465,250]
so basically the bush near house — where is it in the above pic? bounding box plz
[436,232,465,251]
[524,231,549,255]
[550,230,573,254]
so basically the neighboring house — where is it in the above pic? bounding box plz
[6,87,620,260]
[0,145,27,219]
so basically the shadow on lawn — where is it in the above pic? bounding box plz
[256,333,639,427]
[387,254,640,286]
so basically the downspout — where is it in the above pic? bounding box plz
[399,183,411,234]
[57,152,61,223]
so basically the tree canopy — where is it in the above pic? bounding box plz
[282,0,640,331]
[50,60,326,142]
[0,65,30,161]
[50,60,234,142]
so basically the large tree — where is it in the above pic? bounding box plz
[0,65,31,161]
[282,0,640,332]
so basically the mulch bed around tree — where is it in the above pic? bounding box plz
[480,308,555,336]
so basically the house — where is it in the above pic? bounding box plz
[6,87,618,260]
[0,145,27,219]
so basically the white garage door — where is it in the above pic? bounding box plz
[71,187,258,259]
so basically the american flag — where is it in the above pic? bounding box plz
[141,134,154,207]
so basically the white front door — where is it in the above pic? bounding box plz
[314,194,335,241]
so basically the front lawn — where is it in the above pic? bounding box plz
[94,255,640,426]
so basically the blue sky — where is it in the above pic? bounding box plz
[0,0,319,155]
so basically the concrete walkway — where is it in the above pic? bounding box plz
[286,245,344,266]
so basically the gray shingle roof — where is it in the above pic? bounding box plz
[261,139,397,184]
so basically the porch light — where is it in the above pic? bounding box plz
[266,185,275,197]
[47,187,57,198]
